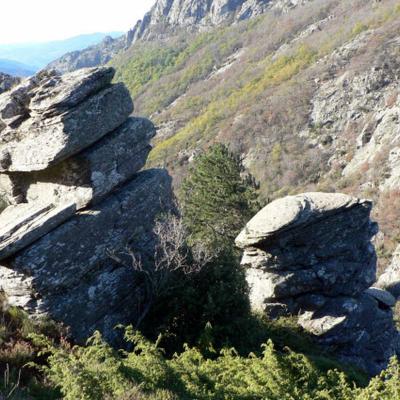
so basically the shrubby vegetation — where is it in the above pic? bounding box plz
[27,326,400,400]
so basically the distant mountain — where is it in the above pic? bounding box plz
[47,35,127,74]
[0,59,36,77]
[0,32,123,73]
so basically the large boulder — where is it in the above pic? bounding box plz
[0,67,174,343]
[236,192,399,375]
[236,192,378,311]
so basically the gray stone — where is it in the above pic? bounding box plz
[29,67,115,116]
[376,245,400,299]
[365,287,396,307]
[0,73,20,95]
[0,66,174,345]
[0,117,155,208]
[235,192,366,247]
[0,81,133,172]
[0,202,76,260]
[0,169,173,343]
[235,191,400,375]
[299,294,399,376]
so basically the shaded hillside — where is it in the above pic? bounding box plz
[111,0,400,270]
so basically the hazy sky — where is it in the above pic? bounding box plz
[0,0,155,44]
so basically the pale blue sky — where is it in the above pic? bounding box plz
[0,0,155,44]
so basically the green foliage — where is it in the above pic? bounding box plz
[0,298,63,399]
[180,144,259,251]
[112,44,181,96]
[30,327,400,400]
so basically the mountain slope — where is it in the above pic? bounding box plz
[48,0,308,73]
[127,0,313,42]
[0,32,122,72]
[111,0,400,271]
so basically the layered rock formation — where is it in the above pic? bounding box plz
[236,192,399,375]
[0,67,173,342]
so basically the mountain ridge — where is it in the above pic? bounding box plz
[48,0,309,73]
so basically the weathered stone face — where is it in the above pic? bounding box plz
[236,192,400,375]
[236,193,378,308]
[0,68,133,172]
[0,67,174,344]
[0,117,156,208]
[0,169,173,343]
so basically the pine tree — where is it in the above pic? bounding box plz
[180,143,259,252]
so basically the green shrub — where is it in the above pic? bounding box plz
[30,327,400,400]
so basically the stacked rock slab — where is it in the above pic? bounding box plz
[0,67,173,343]
[236,192,399,375]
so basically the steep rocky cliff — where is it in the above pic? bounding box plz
[236,192,399,375]
[0,67,173,342]
[126,0,308,43]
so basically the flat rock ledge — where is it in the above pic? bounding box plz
[0,67,174,343]
[236,192,400,376]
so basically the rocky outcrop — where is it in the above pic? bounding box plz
[236,192,399,375]
[127,0,310,44]
[0,73,20,95]
[0,67,173,342]
[302,33,400,191]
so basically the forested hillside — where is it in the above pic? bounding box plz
[111,0,400,270]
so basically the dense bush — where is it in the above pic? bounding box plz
[29,327,400,400]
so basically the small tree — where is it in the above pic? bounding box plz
[109,214,210,328]
[180,143,259,253]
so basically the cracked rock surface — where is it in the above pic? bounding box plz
[236,192,400,375]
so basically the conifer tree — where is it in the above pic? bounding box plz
[180,143,259,252]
